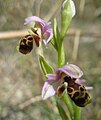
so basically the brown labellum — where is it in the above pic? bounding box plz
[19,35,33,54]
[64,76,91,107]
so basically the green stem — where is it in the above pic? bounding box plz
[58,43,65,68]
[73,105,81,120]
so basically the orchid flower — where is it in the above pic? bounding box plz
[24,16,53,46]
[42,64,92,107]
[17,16,53,54]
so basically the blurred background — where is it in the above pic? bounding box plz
[0,0,101,120]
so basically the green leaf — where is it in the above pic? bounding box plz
[51,18,60,51]
[39,55,54,76]
[60,0,72,40]
[56,100,70,120]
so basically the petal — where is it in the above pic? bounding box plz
[24,16,46,26]
[33,34,41,47]
[75,79,93,91]
[46,74,56,80]
[43,29,53,45]
[75,79,86,85]
[85,86,93,91]
[56,64,83,79]
[42,79,61,100]
[63,0,76,17]
[42,22,52,33]
[42,22,53,45]
[57,83,67,97]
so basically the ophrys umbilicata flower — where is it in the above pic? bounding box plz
[17,16,53,54]
[42,64,92,107]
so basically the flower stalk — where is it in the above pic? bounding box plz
[17,0,92,120]
[61,92,74,117]
[58,43,65,68]
[73,105,81,120]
